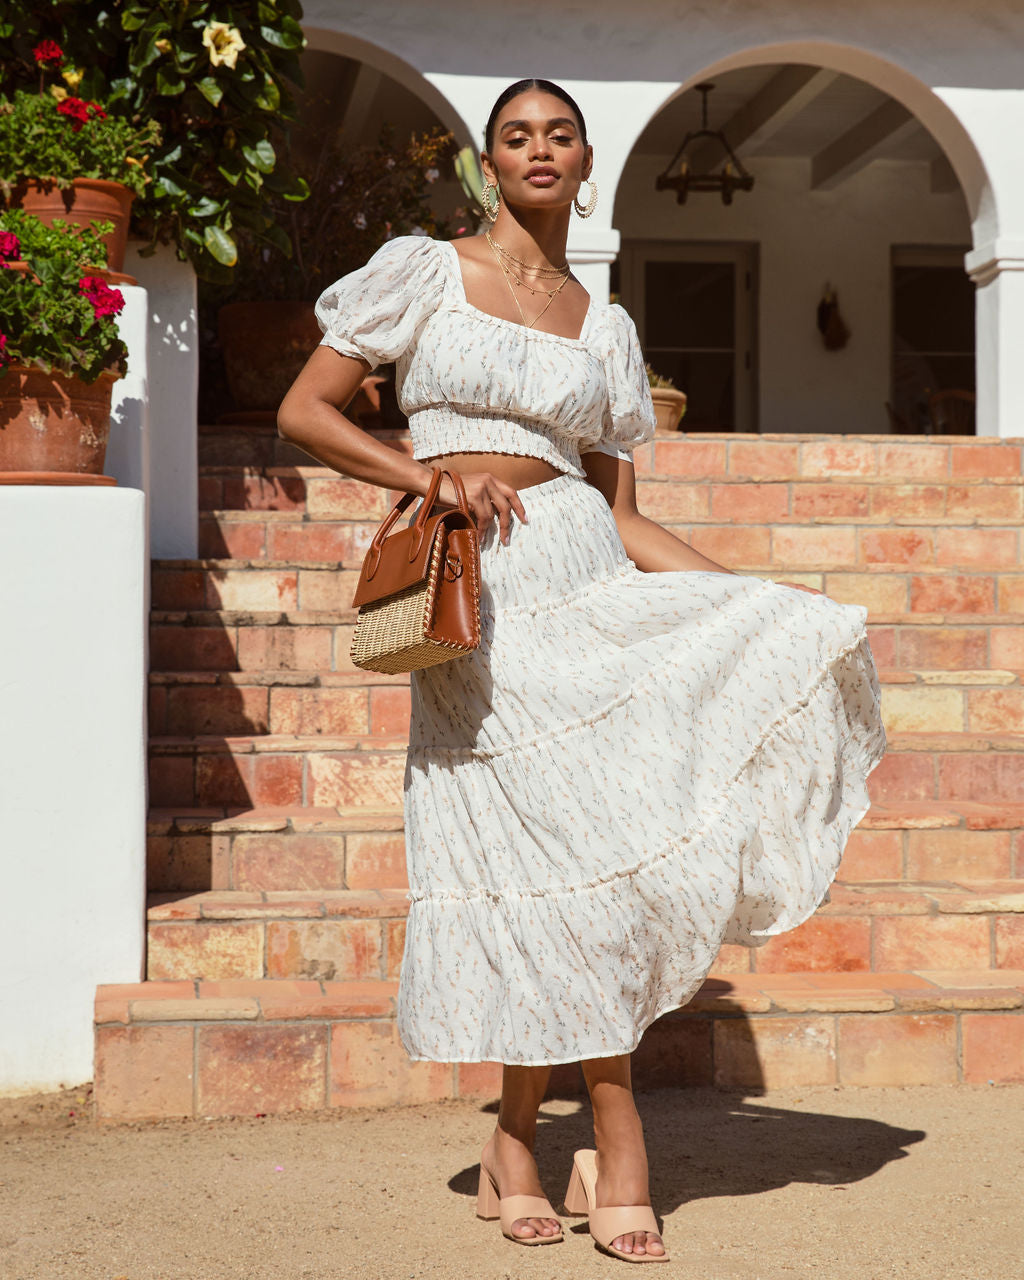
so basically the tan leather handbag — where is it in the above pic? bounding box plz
[350,468,481,674]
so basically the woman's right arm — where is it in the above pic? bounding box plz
[277,348,526,544]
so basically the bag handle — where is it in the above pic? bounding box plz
[363,468,471,581]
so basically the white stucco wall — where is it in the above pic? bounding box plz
[0,488,147,1094]
[107,282,151,500]
[125,244,198,559]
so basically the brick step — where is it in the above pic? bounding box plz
[845,800,1024,880]
[148,730,1024,810]
[867,615,1024,670]
[198,507,1024,565]
[93,966,1024,1119]
[144,879,1024,984]
[148,734,408,810]
[633,434,1023,487]
[878,669,1024,734]
[150,610,1024,676]
[151,610,360,673]
[146,666,1021,737]
[147,805,406,893]
[151,559,360,613]
[147,799,1024,895]
[146,888,410,982]
[151,556,1024,618]
[870,732,1024,804]
[197,424,413,469]
[148,671,410,738]
[197,436,1022,519]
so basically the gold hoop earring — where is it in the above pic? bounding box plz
[481,183,500,222]
[573,178,598,219]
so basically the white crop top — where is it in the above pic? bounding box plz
[315,235,656,479]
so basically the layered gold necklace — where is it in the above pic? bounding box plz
[486,230,571,329]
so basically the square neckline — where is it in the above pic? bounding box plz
[439,239,594,346]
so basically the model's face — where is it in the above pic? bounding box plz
[483,90,592,211]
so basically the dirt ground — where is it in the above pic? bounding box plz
[1,1082,1022,1280]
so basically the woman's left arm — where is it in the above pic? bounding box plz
[582,451,823,594]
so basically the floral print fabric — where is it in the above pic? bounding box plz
[399,476,886,1065]
[315,236,656,473]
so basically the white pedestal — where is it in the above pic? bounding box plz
[0,486,147,1094]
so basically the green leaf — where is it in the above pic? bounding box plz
[156,68,186,96]
[196,76,224,107]
[203,224,237,266]
[154,175,186,199]
[255,74,281,112]
[259,19,304,49]
[188,196,223,218]
[121,11,148,31]
[241,139,275,173]
[282,176,310,203]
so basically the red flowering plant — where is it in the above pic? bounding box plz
[0,208,127,383]
[0,39,159,204]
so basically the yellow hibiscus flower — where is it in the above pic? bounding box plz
[202,21,246,70]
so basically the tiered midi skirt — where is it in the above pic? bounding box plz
[398,473,886,1065]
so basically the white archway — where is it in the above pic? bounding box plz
[612,40,995,236]
[302,27,474,148]
[605,39,1008,435]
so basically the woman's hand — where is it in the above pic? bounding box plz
[438,471,527,546]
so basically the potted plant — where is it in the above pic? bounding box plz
[0,208,128,480]
[0,40,159,272]
[646,363,688,431]
[1,6,309,283]
[212,124,469,416]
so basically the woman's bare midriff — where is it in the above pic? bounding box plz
[424,452,562,490]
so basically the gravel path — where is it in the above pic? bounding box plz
[2,1082,1021,1279]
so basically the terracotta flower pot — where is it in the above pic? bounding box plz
[218,300,324,413]
[650,387,688,431]
[9,178,134,272]
[0,365,119,477]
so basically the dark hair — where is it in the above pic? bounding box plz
[484,78,588,152]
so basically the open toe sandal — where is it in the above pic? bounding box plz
[476,1162,564,1246]
[563,1148,669,1263]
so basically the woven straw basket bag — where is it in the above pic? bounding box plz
[350,468,481,674]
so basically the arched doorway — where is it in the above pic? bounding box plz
[198,34,470,427]
[612,60,984,435]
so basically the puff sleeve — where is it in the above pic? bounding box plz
[314,235,447,370]
[586,303,657,462]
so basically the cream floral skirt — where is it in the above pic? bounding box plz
[398,472,886,1065]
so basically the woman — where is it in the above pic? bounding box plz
[278,78,885,1264]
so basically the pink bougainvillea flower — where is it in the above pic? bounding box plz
[32,39,64,67]
[0,333,8,365]
[79,275,125,319]
[0,231,20,263]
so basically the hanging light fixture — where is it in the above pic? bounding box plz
[655,83,755,205]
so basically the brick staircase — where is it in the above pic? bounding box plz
[94,430,1024,1119]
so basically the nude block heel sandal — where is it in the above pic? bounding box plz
[563,1149,670,1263]
[476,1163,564,1246]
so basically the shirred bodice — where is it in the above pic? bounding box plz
[315,236,656,477]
